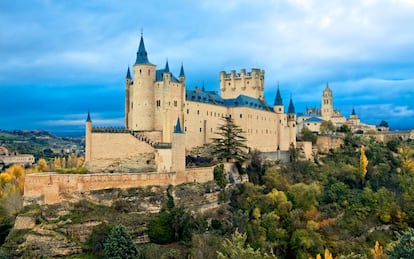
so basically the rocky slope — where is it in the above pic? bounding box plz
[1,182,221,258]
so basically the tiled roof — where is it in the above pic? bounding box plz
[304,116,324,123]
[185,89,273,111]
[156,69,180,83]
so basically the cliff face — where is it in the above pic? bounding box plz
[1,182,220,258]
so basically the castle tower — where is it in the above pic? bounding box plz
[287,97,297,146]
[125,66,132,129]
[85,111,92,162]
[220,68,265,99]
[321,83,333,121]
[128,34,156,131]
[172,117,185,173]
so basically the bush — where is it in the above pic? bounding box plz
[84,223,113,256]
[214,164,227,189]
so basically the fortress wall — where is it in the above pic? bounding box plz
[229,107,282,152]
[24,166,214,205]
[184,101,228,149]
[90,132,154,159]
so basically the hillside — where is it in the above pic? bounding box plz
[0,129,83,160]
[0,133,414,258]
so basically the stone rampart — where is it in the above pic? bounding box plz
[24,167,214,205]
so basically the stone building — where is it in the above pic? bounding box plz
[84,34,297,173]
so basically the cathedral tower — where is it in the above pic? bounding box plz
[321,83,333,121]
[127,34,156,131]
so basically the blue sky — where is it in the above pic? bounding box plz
[1,0,414,135]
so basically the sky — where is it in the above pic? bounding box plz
[1,0,414,136]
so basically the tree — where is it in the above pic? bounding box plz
[216,229,273,259]
[301,126,317,144]
[387,228,414,258]
[103,225,139,259]
[320,121,336,134]
[371,241,386,259]
[37,158,49,172]
[214,164,228,188]
[211,116,248,163]
[360,145,368,179]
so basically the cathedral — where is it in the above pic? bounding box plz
[85,35,296,173]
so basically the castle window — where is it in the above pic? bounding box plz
[185,127,187,132]
[200,128,202,132]
[174,100,177,107]
[197,110,199,115]
[140,69,142,74]
[240,114,242,118]
[187,109,189,114]
[148,69,150,75]
[156,100,161,107]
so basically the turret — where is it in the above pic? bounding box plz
[129,33,156,131]
[172,117,185,173]
[85,111,92,162]
[273,84,284,113]
[287,97,296,146]
[179,63,185,84]
[125,66,132,128]
[163,60,171,81]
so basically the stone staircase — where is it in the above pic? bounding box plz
[130,131,171,149]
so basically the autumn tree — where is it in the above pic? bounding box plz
[360,145,368,180]
[211,116,248,163]
[371,241,386,259]
[37,158,49,172]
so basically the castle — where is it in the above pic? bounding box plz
[84,34,296,173]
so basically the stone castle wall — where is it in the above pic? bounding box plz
[24,167,214,205]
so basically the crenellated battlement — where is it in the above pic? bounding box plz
[219,68,264,80]
[219,68,265,100]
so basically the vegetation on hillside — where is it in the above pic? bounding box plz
[1,125,414,258]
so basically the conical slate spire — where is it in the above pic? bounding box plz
[179,63,185,77]
[174,117,183,133]
[86,111,92,122]
[274,84,283,106]
[164,59,170,73]
[126,66,131,79]
[352,107,356,115]
[135,34,150,64]
[288,97,295,114]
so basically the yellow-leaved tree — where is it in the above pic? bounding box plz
[0,164,26,216]
[360,145,368,179]
[315,248,334,259]
[398,143,414,174]
[37,158,49,172]
[371,240,386,259]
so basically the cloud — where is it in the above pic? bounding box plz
[1,0,414,132]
